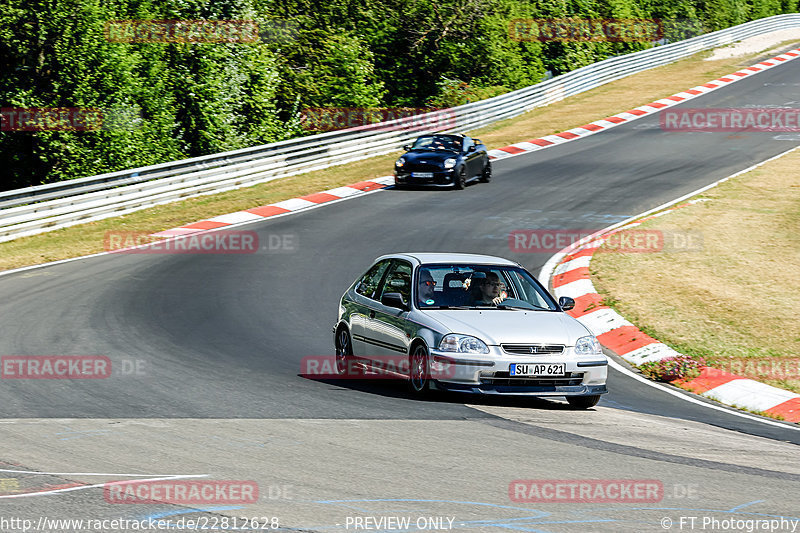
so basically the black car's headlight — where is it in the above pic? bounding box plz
[575,335,603,356]
[396,157,406,167]
[439,334,489,354]
[443,158,456,169]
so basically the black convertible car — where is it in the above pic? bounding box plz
[394,134,491,189]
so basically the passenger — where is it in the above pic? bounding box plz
[418,270,437,306]
[472,272,507,306]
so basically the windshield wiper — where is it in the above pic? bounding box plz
[495,304,546,310]
[462,304,547,310]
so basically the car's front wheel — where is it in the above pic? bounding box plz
[566,395,601,409]
[453,167,466,190]
[479,161,492,183]
[408,344,432,395]
[335,327,353,375]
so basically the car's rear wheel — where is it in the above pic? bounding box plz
[335,328,353,375]
[453,168,466,190]
[479,161,492,183]
[408,344,431,395]
[566,395,601,409]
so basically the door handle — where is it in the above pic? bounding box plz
[369,311,376,318]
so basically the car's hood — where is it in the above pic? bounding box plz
[425,310,592,346]
[404,150,458,164]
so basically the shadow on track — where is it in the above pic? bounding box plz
[299,374,589,411]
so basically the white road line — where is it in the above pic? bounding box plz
[0,473,208,499]
[540,145,800,284]
[0,468,205,476]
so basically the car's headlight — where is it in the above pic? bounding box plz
[443,158,456,169]
[575,335,602,356]
[396,157,406,167]
[439,334,489,354]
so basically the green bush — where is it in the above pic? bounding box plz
[639,354,707,382]
[1,0,796,189]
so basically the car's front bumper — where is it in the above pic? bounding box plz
[433,381,608,396]
[428,349,608,397]
[394,169,455,186]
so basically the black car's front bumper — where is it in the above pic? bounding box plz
[394,169,456,186]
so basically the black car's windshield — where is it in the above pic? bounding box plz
[415,264,559,310]
[411,135,461,152]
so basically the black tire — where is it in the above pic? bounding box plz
[408,344,432,395]
[453,167,466,190]
[479,161,492,183]
[335,327,353,376]
[566,395,601,409]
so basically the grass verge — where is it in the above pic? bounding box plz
[590,147,800,395]
[2,41,800,272]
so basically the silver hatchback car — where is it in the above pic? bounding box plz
[333,253,608,408]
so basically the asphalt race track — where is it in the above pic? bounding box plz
[1,54,799,532]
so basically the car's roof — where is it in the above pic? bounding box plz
[375,252,519,266]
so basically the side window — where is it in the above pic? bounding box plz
[355,260,390,300]
[463,137,474,152]
[379,261,412,305]
[510,271,550,308]
[496,270,515,299]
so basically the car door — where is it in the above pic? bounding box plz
[349,259,391,356]
[362,259,414,363]
[462,137,482,177]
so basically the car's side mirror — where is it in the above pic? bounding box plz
[403,144,411,151]
[558,296,575,311]
[467,145,476,152]
[382,292,408,310]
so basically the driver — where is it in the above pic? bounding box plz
[418,269,437,306]
[473,272,507,306]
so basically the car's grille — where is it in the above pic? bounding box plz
[406,163,441,172]
[501,344,565,356]
[480,371,583,387]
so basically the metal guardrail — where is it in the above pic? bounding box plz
[2,14,799,243]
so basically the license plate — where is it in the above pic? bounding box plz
[510,363,566,376]
[411,172,434,178]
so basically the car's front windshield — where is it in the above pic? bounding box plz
[411,135,461,152]
[415,264,558,310]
